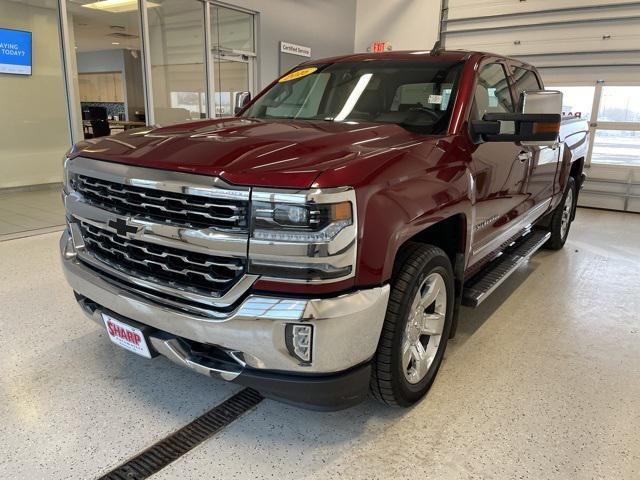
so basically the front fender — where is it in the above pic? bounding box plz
[314,136,474,289]
[355,159,473,286]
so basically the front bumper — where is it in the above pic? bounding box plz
[61,231,390,409]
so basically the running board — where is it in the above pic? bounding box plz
[462,230,551,308]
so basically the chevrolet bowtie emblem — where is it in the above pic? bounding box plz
[108,217,142,237]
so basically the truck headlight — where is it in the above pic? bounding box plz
[249,188,357,283]
[252,200,352,242]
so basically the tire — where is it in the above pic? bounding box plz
[544,177,577,250]
[370,243,455,407]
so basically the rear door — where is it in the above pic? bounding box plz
[468,61,531,266]
[510,65,561,211]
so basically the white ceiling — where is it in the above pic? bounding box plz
[69,0,141,53]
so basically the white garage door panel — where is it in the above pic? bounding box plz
[579,193,627,210]
[445,4,640,32]
[445,20,640,56]
[539,66,640,86]
[580,165,640,213]
[522,52,640,69]
[447,0,638,21]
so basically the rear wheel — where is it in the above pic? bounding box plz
[370,244,454,407]
[545,177,576,250]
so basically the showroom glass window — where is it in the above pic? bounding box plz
[67,0,145,126]
[148,0,207,125]
[592,86,640,167]
[597,86,640,123]
[548,86,595,120]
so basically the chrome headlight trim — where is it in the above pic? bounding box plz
[248,187,358,284]
[251,186,354,205]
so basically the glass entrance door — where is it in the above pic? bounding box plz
[209,3,256,118]
[212,51,252,116]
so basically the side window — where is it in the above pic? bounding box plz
[472,63,513,120]
[512,67,542,105]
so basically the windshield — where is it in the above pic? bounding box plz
[242,60,464,134]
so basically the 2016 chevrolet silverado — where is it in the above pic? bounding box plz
[61,49,588,410]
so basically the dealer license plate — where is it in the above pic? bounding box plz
[102,313,152,359]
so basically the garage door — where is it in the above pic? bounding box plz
[441,0,640,212]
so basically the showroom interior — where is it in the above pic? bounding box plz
[0,0,639,478]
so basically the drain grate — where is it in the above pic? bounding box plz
[98,388,264,479]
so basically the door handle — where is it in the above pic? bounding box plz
[518,152,532,162]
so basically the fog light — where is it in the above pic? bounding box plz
[285,324,313,364]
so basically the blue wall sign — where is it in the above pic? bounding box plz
[0,28,32,76]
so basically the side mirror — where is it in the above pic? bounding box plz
[471,90,562,146]
[234,91,252,115]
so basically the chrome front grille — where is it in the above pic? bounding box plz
[72,174,248,231]
[65,157,254,311]
[79,221,245,296]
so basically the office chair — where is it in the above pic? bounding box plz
[87,119,111,138]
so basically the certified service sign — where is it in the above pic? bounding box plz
[280,41,311,58]
[0,28,32,76]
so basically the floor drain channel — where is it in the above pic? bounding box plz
[98,388,264,480]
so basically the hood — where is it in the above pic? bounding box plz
[72,118,436,189]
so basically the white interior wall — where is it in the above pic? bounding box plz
[354,0,441,53]
[230,0,357,88]
[76,49,125,73]
[0,0,70,189]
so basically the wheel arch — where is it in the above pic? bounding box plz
[397,214,467,272]
[570,156,585,181]
[393,213,468,339]
[568,156,585,220]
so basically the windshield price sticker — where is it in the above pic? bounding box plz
[428,95,443,104]
[279,67,317,83]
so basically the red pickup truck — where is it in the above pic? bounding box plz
[61,49,588,410]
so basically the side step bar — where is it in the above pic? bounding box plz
[462,230,551,308]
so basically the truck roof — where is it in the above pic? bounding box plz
[299,49,535,71]
[300,50,473,66]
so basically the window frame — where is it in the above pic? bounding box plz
[469,61,516,121]
[511,66,543,110]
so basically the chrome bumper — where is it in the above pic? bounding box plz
[60,230,389,375]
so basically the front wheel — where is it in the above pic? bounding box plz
[370,244,454,407]
[545,177,577,250]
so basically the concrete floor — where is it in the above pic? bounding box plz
[0,187,66,239]
[0,208,638,479]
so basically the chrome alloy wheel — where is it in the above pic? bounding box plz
[401,272,447,384]
[560,188,574,239]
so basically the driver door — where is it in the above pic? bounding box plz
[510,65,561,211]
[468,62,531,267]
